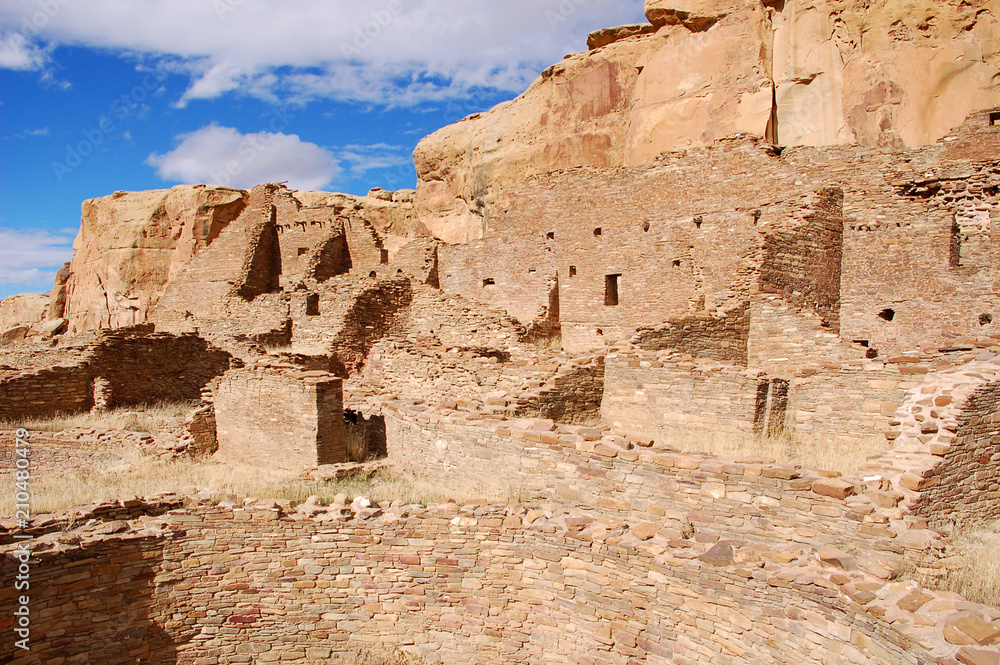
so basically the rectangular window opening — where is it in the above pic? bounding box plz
[483,278,496,287]
[297,247,308,256]
[306,293,320,317]
[569,266,577,277]
[990,111,1000,127]
[380,249,390,264]
[605,274,621,307]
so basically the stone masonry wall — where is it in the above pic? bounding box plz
[1,506,940,665]
[382,405,946,578]
[602,354,762,438]
[0,330,232,420]
[214,362,346,468]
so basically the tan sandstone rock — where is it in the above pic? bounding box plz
[58,186,247,332]
[413,0,1000,242]
[0,292,49,336]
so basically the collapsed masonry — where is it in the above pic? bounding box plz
[2,111,1000,466]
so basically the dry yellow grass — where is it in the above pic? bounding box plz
[0,440,520,516]
[1,401,195,435]
[652,427,888,476]
[920,524,1000,607]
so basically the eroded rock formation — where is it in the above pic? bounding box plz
[413,0,1000,239]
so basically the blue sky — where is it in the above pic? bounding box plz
[0,0,647,300]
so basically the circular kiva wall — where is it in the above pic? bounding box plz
[2,506,934,665]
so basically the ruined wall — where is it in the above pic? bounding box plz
[154,184,281,323]
[214,362,346,468]
[290,276,413,375]
[0,364,92,420]
[601,354,763,438]
[86,331,233,410]
[0,506,942,665]
[482,142,792,353]
[874,357,1000,529]
[438,238,557,336]
[0,331,231,420]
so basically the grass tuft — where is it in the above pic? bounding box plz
[918,523,1000,607]
[651,427,887,476]
[0,401,196,435]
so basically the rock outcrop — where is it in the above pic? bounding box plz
[56,185,247,333]
[413,0,1000,240]
[0,293,49,340]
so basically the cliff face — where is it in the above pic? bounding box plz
[414,0,1000,241]
[57,186,248,333]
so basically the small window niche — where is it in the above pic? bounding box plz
[980,313,994,326]
[546,231,555,240]
[305,293,320,317]
[483,278,496,287]
[569,266,577,277]
[380,249,390,264]
[594,227,603,238]
[693,216,704,229]
[878,308,896,322]
[605,274,621,307]
[673,259,682,267]
[297,247,309,257]
[990,111,1000,127]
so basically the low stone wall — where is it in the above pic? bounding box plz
[214,362,347,468]
[602,354,762,437]
[0,364,92,420]
[866,355,1000,529]
[0,503,964,665]
[383,406,947,577]
[0,330,232,420]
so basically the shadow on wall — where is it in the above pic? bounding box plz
[0,537,182,664]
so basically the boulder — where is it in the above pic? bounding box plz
[0,292,49,335]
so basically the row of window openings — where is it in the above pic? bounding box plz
[543,218,696,242]
[877,308,993,326]
[482,273,622,307]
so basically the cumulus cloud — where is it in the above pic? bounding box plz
[0,32,46,70]
[0,227,75,290]
[0,0,645,104]
[146,124,341,190]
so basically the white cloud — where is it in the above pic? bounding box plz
[335,143,410,177]
[146,124,340,190]
[0,32,46,70]
[0,227,75,289]
[0,0,646,104]
[19,127,49,137]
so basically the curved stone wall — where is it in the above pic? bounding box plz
[1,504,943,665]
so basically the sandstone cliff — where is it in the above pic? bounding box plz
[57,186,247,333]
[414,0,1000,241]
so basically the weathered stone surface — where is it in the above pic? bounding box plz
[0,292,49,335]
[59,185,247,333]
[945,612,1000,646]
